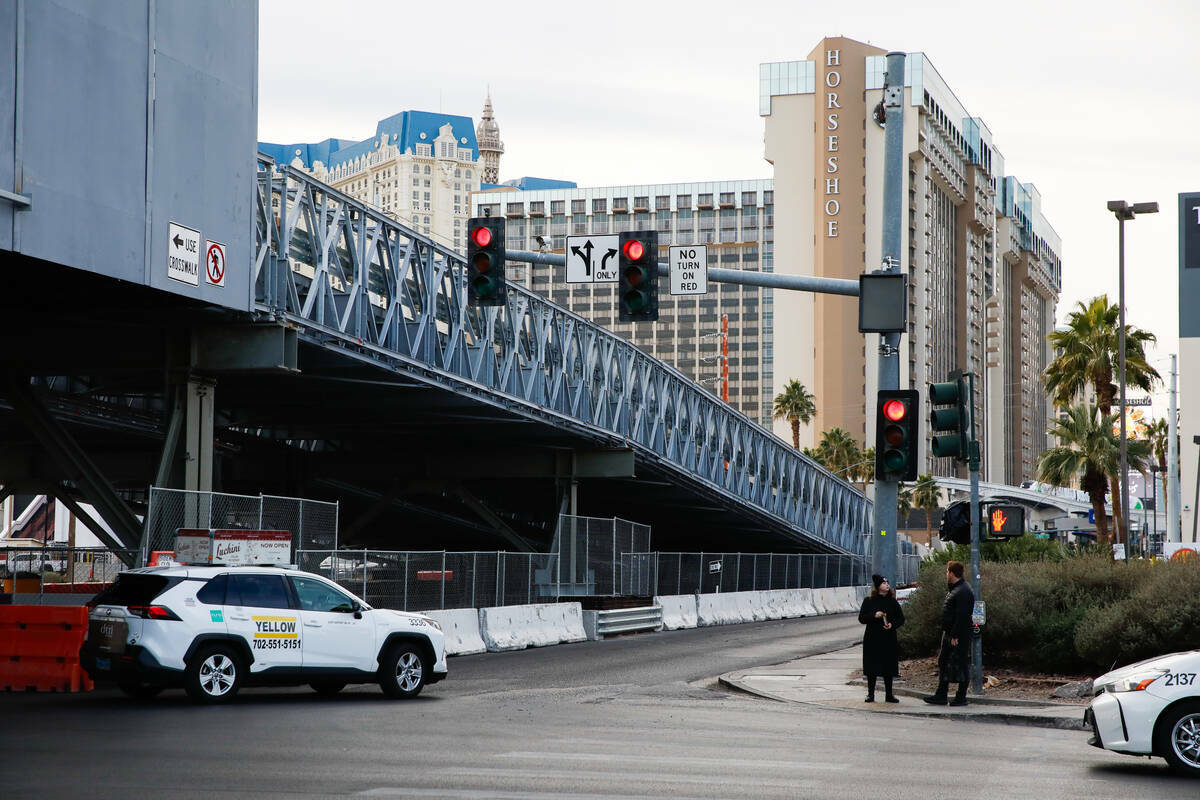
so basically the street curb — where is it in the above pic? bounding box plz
[845,677,1087,708]
[720,672,1088,731]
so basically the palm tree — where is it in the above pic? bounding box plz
[1037,403,1153,545]
[897,485,913,531]
[772,379,816,449]
[912,474,941,546]
[852,447,876,492]
[1043,295,1161,541]
[1147,417,1169,505]
[815,427,861,479]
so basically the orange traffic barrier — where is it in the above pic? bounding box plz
[416,570,454,581]
[0,606,94,692]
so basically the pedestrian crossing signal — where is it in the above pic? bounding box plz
[987,504,1025,538]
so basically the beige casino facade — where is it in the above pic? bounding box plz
[762,37,1062,484]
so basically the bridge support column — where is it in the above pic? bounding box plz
[183,377,216,492]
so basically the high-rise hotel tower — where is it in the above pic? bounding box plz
[762,37,1062,483]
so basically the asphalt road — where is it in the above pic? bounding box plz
[1,613,1195,799]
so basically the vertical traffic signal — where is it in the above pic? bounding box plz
[874,389,919,481]
[618,230,658,322]
[466,217,506,306]
[929,376,970,461]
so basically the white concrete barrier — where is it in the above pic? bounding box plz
[655,594,699,630]
[478,602,586,651]
[422,608,486,656]
[697,591,747,626]
[775,588,817,618]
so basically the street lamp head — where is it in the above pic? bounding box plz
[1130,201,1159,215]
[1108,199,1158,219]
[1107,200,1129,213]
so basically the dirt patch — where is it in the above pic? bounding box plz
[851,656,1092,704]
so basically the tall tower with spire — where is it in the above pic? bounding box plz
[475,93,504,185]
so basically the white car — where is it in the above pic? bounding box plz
[1085,650,1200,776]
[80,565,447,703]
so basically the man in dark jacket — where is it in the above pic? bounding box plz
[924,560,974,706]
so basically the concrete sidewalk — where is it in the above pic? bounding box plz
[720,645,1087,730]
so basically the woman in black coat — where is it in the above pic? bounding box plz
[858,574,905,702]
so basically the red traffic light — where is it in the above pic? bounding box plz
[471,226,493,247]
[622,239,645,261]
[883,399,907,422]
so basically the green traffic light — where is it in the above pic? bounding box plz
[625,290,649,312]
[883,449,906,471]
[473,275,498,297]
[931,434,964,458]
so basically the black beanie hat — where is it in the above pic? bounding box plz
[872,574,886,589]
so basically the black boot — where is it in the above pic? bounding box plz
[884,676,899,703]
[949,683,969,706]
[865,674,877,702]
[924,680,949,705]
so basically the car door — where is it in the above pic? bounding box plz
[225,573,303,672]
[289,575,374,671]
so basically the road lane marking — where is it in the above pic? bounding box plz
[496,752,846,770]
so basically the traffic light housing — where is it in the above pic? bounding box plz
[929,376,970,461]
[874,389,919,481]
[466,217,506,306]
[618,231,658,321]
[939,500,972,545]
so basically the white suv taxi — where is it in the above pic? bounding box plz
[1085,649,1200,776]
[80,565,447,703]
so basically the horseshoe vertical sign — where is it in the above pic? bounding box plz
[205,240,227,287]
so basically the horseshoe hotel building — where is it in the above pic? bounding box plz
[762,37,1061,484]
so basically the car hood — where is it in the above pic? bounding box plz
[1096,650,1199,684]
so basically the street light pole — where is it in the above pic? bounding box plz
[1106,199,1158,559]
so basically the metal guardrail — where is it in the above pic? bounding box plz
[584,606,664,639]
[253,164,870,554]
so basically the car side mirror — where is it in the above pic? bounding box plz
[352,601,363,620]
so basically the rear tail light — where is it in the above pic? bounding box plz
[127,605,181,620]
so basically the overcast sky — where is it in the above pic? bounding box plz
[259,0,1199,416]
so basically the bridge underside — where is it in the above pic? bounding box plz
[1,256,837,554]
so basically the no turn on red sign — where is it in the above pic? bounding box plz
[205,240,227,287]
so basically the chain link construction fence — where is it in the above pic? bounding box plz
[141,488,338,566]
[296,548,880,612]
[0,547,139,602]
[551,515,651,597]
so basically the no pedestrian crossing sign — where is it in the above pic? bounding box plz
[205,240,227,287]
[669,245,707,295]
[566,234,619,284]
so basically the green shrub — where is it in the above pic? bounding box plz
[1074,563,1200,671]
[897,554,1199,674]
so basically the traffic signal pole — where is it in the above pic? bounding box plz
[967,371,983,694]
[871,51,907,582]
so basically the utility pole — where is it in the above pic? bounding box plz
[872,51,907,582]
[967,372,983,694]
[1168,353,1181,542]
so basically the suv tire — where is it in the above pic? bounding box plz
[378,642,425,699]
[1155,701,1200,777]
[185,644,243,703]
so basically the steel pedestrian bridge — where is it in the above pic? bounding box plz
[250,162,870,555]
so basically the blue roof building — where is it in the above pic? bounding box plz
[260,104,501,255]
